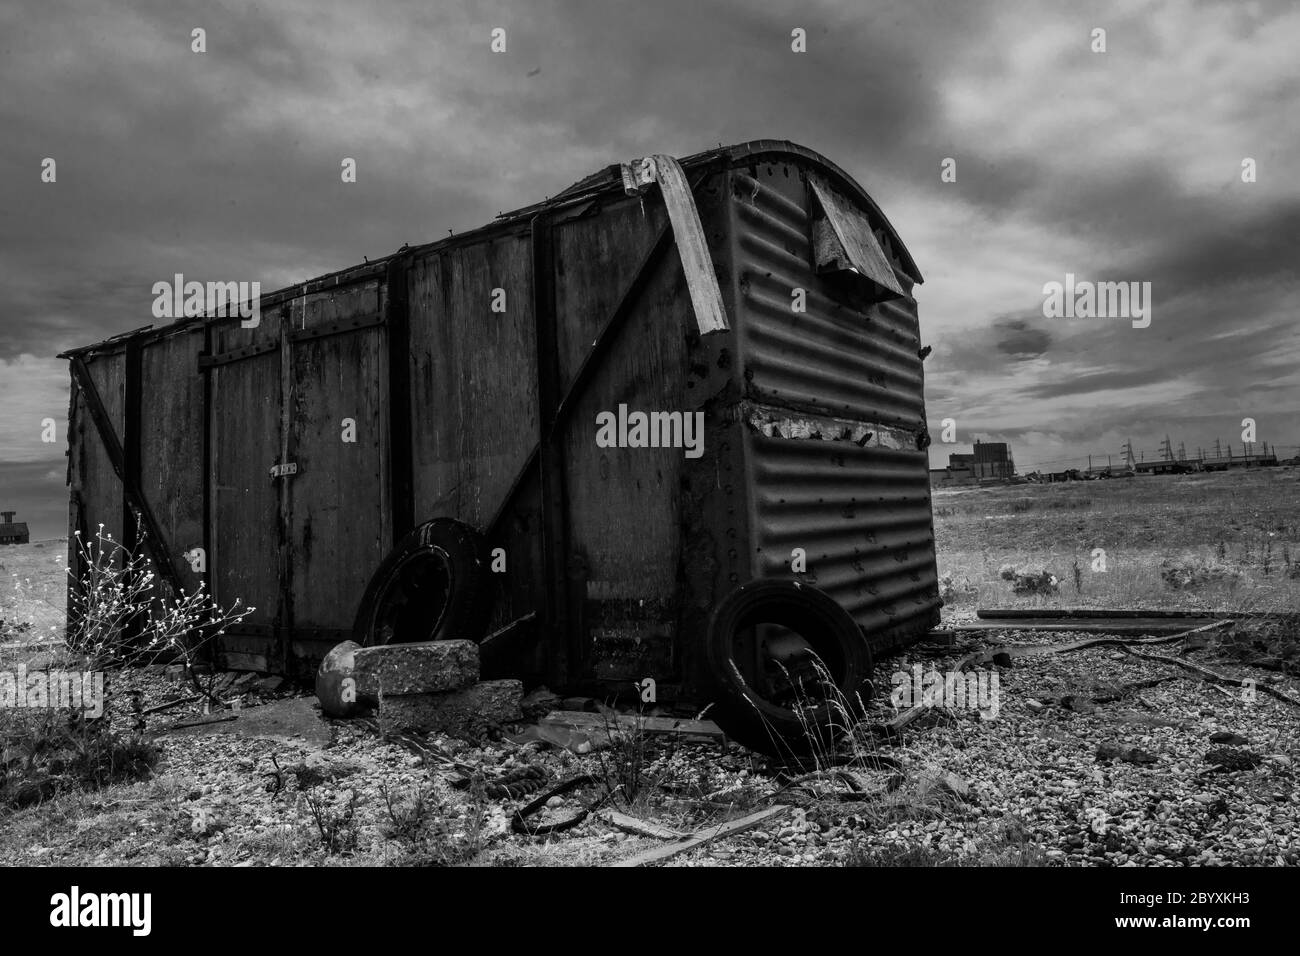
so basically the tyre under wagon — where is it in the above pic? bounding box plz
[60,140,941,751]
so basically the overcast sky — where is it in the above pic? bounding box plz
[2,0,1298,539]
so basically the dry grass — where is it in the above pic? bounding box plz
[933,468,1300,615]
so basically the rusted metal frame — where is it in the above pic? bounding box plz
[197,339,279,370]
[384,256,415,540]
[68,355,185,598]
[530,214,576,686]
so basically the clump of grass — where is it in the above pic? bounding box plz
[597,711,648,807]
[379,778,490,865]
[302,789,360,855]
[1,527,250,812]
[844,812,1048,867]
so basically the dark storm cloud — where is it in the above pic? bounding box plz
[1022,366,1179,401]
[994,317,1051,359]
[0,461,66,544]
[2,0,1299,528]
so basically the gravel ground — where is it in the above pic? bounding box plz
[2,630,1297,867]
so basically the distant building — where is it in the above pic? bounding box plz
[0,511,30,545]
[931,441,1016,484]
[970,441,1016,479]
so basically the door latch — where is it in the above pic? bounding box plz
[269,462,298,478]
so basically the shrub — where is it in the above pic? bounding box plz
[66,526,253,671]
[1,527,253,811]
[999,565,1059,595]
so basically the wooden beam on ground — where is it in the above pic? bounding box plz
[611,805,790,867]
[540,710,727,741]
[600,810,688,841]
[945,619,1222,636]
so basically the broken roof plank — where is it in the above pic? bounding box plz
[647,153,730,335]
[808,173,906,300]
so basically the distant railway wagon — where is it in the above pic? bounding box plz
[60,140,940,748]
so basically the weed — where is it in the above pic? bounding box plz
[379,776,492,866]
[302,789,359,854]
[1,528,251,811]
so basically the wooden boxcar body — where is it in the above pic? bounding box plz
[61,140,940,708]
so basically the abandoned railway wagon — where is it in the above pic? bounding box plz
[61,140,939,749]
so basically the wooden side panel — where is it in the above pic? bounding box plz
[553,198,669,390]
[553,204,694,679]
[287,283,389,629]
[210,312,286,630]
[407,238,538,528]
[74,351,126,552]
[138,330,205,596]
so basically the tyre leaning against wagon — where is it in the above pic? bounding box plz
[351,517,492,647]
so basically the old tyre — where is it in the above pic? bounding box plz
[704,580,872,757]
[352,518,491,647]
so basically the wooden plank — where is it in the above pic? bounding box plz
[287,314,389,629]
[73,353,126,550]
[946,619,1220,636]
[540,710,726,740]
[647,154,729,335]
[808,172,906,299]
[612,805,789,867]
[978,608,1299,622]
[70,352,184,597]
[600,810,687,841]
[408,241,539,529]
[551,191,700,672]
[532,215,575,684]
[140,330,206,598]
[385,256,414,539]
[209,344,282,635]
